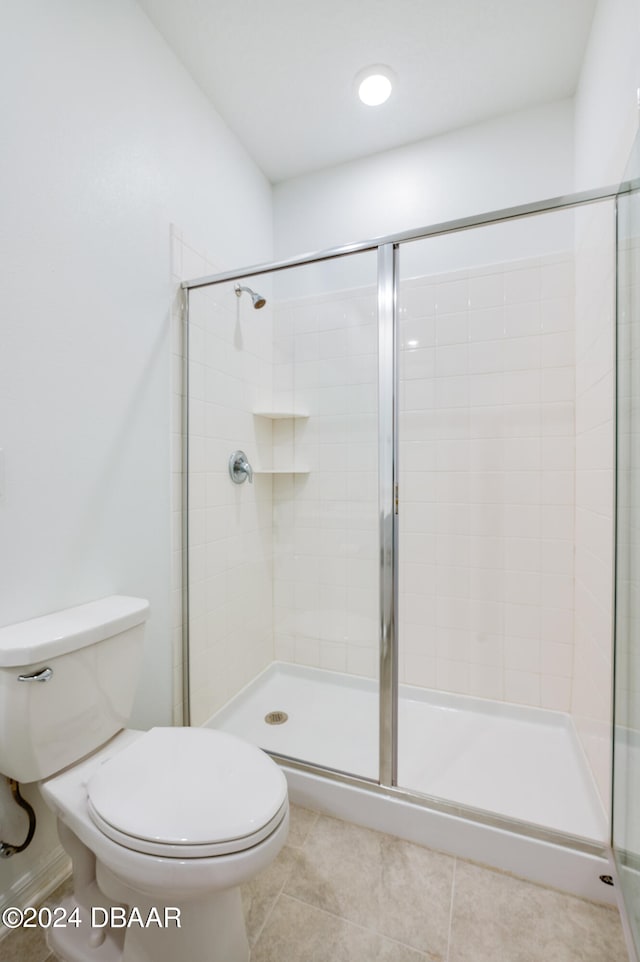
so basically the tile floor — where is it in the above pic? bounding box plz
[1,805,629,962]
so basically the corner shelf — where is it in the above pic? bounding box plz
[252,410,309,420]
[251,411,309,475]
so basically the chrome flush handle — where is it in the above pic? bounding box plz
[17,667,53,683]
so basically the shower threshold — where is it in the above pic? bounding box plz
[205,661,612,902]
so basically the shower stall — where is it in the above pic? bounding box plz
[180,175,640,948]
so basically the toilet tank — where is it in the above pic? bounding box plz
[0,596,149,783]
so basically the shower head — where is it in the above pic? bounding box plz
[234,283,266,309]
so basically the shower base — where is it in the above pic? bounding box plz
[206,661,614,902]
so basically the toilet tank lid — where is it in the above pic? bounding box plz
[0,596,150,668]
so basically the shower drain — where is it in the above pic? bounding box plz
[264,710,288,725]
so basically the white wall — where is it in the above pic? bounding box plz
[574,0,640,192]
[0,0,271,915]
[274,99,575,258]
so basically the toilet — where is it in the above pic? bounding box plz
[0,596,289,962]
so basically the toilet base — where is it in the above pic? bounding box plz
[46,892,125,962]
[47,871,250,962]
[100,861,249,962]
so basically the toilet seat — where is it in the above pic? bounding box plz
[86,727,288,858]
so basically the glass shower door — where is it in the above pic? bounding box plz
[394,205,614,844]
[186,250,380,780]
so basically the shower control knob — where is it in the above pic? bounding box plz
[228,450,254,484]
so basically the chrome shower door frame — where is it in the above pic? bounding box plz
[377,243,399,788]
[181,179,633,848]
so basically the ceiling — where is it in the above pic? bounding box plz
[138,0,598,184]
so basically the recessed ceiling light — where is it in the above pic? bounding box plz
[355,65,395,107]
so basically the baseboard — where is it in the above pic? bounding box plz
[0,845,71,941]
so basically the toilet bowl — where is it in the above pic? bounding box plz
[0,596,288,962]
[42,727,289,962]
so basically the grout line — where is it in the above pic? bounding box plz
[249,845,298,949]
[298,810,320,846]
[281,894,434,959]
[250,879,286,949]
[445,857,457,962]
[251,809,320,948]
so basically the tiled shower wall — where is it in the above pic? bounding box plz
[268,253,577,712]
[572,203,616,808]
[271,288,380,677]
[172,230,275,726]
[398,254,576,709]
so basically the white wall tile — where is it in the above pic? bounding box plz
[468,340,504,374]
[469,306,505,341]
[435,342,468,377]
[469,372,504,406]
[504,301,541,338]
[541,296,574,334]
[503,370,540,405]
[542,331,575,367]
[541,259,574,300]
[505,635,540,673]
[504,669,540,706]
[436,278,469,313]
[541,641,573,677]
[542,367,575,403]
[468,663,503,700]
[468,272,504,309]
[503,266,540,305]
[436,312,468,345]
[540,674,571,711]
[503,335,541,371]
